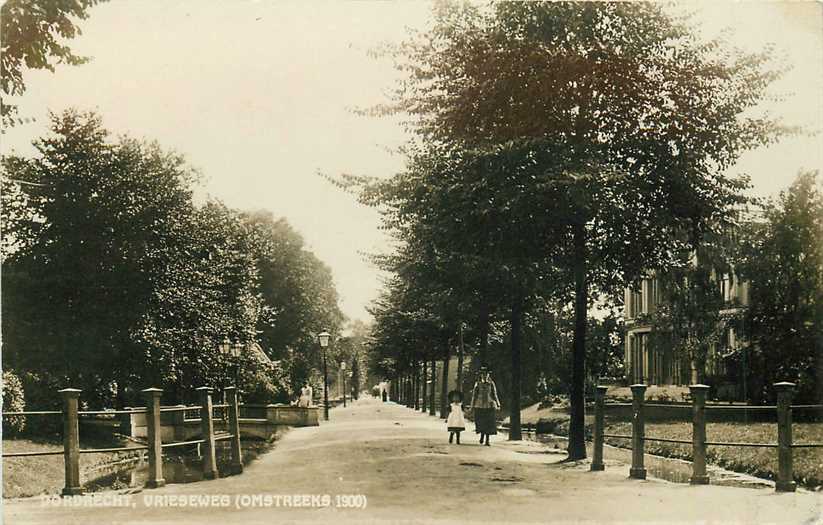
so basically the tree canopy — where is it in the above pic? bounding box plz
[1,0,104,127]
[354,1,787,458]
[740,171,823,403]
[2,111,344,405]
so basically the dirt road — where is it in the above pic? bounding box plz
[4,397,821,524]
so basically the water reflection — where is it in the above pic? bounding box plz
[83,440,273,492]
[522,432,772,489]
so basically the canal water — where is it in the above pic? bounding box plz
[82,440,275,493]
[519,432,773,489]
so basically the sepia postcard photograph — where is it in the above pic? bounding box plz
[1,1,822,524]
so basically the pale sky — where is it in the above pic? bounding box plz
[3,1,821,323]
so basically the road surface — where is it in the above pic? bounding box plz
[4,397,822,524]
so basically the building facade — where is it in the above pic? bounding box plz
[623,272,749,387]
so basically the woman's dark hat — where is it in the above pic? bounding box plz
[448,390,463,403]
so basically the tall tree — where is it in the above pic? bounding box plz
[648,239,737,386]
[1,0,104,127]
[1,111,265,405]
[372,1,786,458]
[740,171,823,403]
[242,210,345,398]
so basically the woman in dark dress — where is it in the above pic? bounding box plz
[471,368,500,446]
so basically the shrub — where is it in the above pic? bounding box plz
[2,371,26,434]
[18,371,64,436]
[238,356,290,404]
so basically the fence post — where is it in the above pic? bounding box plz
[59,388,83,496]
[141,388,165,488]
[629,384,647,480]
[225,386,243,475]
[196,386,218,480]
[690,384,710,485]
[775,381,797,492]
[591,385,607,471]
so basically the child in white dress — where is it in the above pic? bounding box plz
[446,390,466,444]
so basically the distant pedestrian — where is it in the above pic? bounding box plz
[446,390,466,444]
[471,367,500,446]
[297,382,313,408]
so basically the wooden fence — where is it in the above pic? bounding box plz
[2,386,242,496]
[591,382,823,492]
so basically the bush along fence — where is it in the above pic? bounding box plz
[2,386,243,496]
[590,382,823,492]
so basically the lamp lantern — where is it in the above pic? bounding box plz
[318,331,331,348]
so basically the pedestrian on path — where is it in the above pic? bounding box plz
[470,367,500,446]
[298,382,313,408]
[446,390,466,444]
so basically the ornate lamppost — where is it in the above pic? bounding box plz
[318,331,331,421]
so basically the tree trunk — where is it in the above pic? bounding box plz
[568,222,588,460]
[440,342,451,419]
[407,373,413,407]
[688,334,705,385]
[429,360,437,416]
[421,360,428,412]
[509,293,523,441]
[414,360,420,410]
[478,299,490,368]
[457,323,465,394]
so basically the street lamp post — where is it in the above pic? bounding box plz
[231,342,243,387]
[341,361,347,408]
[318,331,331,421]
[218,338,231,404]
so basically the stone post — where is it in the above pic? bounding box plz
[775,382,796,492]
[591,385,607,471]
[225,387,243,475]
[59,388,83,496]
[690,384,710,485]
[629,384,647,480]
[143,388,165,488]
[197,386,218,480]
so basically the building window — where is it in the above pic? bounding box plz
[720,273,734,303]
[645,278,658,314]
[626,286,643,319]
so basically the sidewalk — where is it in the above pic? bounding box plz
[4,397,822,524]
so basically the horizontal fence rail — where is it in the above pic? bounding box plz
[3,450,66,458]
[161,439,205,449]
[78,409,146,415]
[78,446,149,454]
[1,385,245,495]
[3,410,63,416]
[591,382,823,492]
[159,405,196,413]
